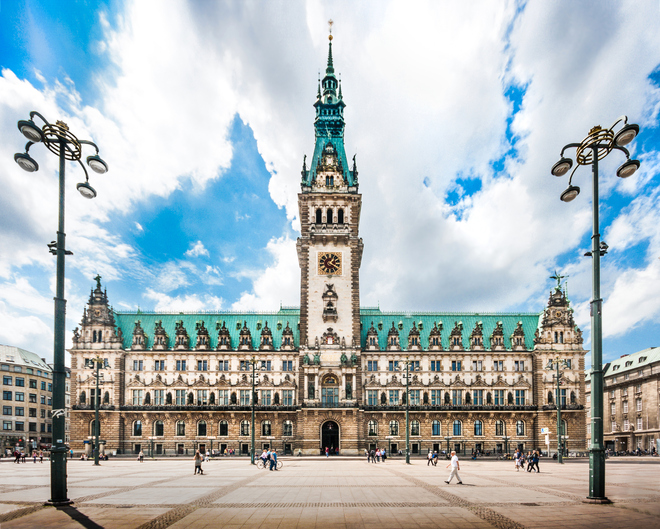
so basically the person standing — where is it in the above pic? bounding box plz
[194,450,203,474]
[427,451,433,466]
[370,449,376,463]
[444,451,463,484]
[270,449,278,471]
[325,446,329,458]
[39,450,43,463]
[530,450,540,473]
[138,450,144,463]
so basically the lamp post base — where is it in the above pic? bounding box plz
[583,497,611,504]
[45,499,74,506]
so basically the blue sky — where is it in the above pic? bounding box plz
[1,0,659,368]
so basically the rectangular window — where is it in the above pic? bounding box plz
[261,390,271,406]
[132,390,144,406]
[15,393,24,402]
[388,360,399,372]
[282,390,293,406]
[514,361,524,372]
[493,360,503,371]
[14,407,24,416]
[586,395,591,404]
[555,388,566,406]
[175,390,186,405]
[610,403,615,415]
[367,390,378,406]
[40,409,46,418]
[28,422,36,432]
[29,379,37,389]
[452,390,462,406]
[637,417,643,430]
[217,390,229,406]
[176,360,187,371]
[389,390,400,405]
[29,394,37,403]
[240,360,250,371]
[472,390,483,406]
[430,360,441,372]
[3,391,11,401]
[623,401,628,413]
[2,406,11,415]
[240,390,250,406]
[15,422,24,431]
[622,387,628,396]
[431,389,442,406]
[451,361,462,372]
[635,384,642,393]
[47,397,52,406]
[515,390,526,406]
[2,421,10,430]
[623,419,630,431]
[409,390,420,406]
[2,376,11,385]
[565,359,572,369]
[13,366,22,372]
[636,398,642,411]
[40,396,45,404]
[410,360,420,371]
[154,360,165,371]
[133,360,143,371]
[15,378,24,387]
[48,383,52,392]
[282,360,293,372]
[494,390,504,405]
[367,360,378,371]
[41,381,46,390]
[197,360,208,371]
[261,360,272,371]
[472,360,482,372]
[216,360,228,371]
[196,390,208,405]
[154,389,164,405]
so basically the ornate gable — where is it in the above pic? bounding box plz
[195,321,210,350]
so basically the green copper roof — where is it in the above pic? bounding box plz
[603,347,660,377]
[359,309,542,351]
[114,310,301,351]
[301,38,357,188]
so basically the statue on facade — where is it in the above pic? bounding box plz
[303,354,310,365]
[340,352,347,366]
[313,353,321,365]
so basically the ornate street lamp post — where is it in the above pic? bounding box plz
[546,357,569,463]
[14,112,108,505]
[550,115,640,503]
[444,436,452,457]
[398,357,418,465]
[248,357,265,465]
[86,357,106,466]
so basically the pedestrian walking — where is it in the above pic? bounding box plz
[194,450,204,474]
[14,450,20,463]
[270,449,278,471]
[382,448,387,462]
[39,450,43,463]
[444,450,463,484]
[433,451,438,466]
[530,450,540,473]
[325,446,329,458]
[370,449,376,463]
[138,450,144,463]
[427,451,433,466]
[70,449,74,459]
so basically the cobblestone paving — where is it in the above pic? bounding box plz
[0,457,658,528]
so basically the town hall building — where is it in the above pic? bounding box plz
[69,35,586,458]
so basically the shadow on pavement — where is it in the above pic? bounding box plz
[56,505,104,529]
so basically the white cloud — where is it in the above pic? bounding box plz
[144,288,224,312]
[134,222,144,232]
[231,237,300,311]
[185,241,210,258]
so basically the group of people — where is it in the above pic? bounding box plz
[514,449,540,472]
[365,448,387,463]
[260,448,279,470]
[427,451,440,466]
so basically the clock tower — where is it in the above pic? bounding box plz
[297,32,363,376]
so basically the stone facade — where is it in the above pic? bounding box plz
[585,347,660,452]
[69,36,587,457]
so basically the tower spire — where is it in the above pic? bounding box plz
[326,20,335,74]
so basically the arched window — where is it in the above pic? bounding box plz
[389,420,399,436]
[516,420,525,436]
[368,420,378,436]
[89,419,100,437]
[507,392,514,405]
[262,420,271,436]
[495,420,504,436]
[197,421,207,437]
[133,420,142,437]
[548,391,554,404]
[465,392,472,405]
[283,420,293,436]
[176,421,185,436]
[93,330,97,343]
[188,392,194,405]
[432,420,441,436]
[453,420,462,436]
[474,420,483,436]
[411,420,420,436]
[554,331,558,343]
[240,420,250,436]
[326,208,333,224]
[560,331,564,344]
[218,420,228,436]
[337,208,344,224]
[315,208,322,225]
[153,420,164,437]
[103,391,110,404]
[444,392,450,405]
[486,392,492,405]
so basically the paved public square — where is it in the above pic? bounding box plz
[0,457,658,528]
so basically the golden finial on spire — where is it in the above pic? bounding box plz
[328,19,333,41]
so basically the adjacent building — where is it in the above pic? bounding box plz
[69,35,587,457]
[585,347,660,452]
[0,345,53,452]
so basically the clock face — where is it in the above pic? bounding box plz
[318,252,342,275]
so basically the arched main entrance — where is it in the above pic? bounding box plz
[321,421,340,455]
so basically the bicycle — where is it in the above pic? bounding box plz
[256,459,282,470]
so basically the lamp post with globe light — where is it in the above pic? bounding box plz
[550,115,639,503]
[14,112,108,506]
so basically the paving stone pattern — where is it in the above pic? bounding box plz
[0,457,658,528]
